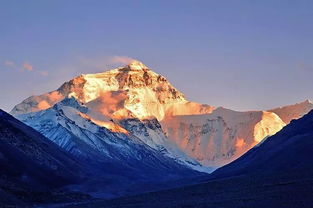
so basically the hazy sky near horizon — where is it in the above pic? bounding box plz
[1,0,313,112]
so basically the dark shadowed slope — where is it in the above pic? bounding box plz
[0,109,87,206]
[80,110,313,208]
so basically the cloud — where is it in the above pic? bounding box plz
[87,91,129,117]
[4,60,16,68]
[23,62,33,71]
[36,92,63,111]
[78,55,138,71]
[3,60,49,76]
[38,70,49,76]
[37,100,51,110]
[109,56,136,65]
[47,91,63,102]
[4,55,136,78]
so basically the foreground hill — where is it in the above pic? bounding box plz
[81,110,313,208]
[0,109,89,206]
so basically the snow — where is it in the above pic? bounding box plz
[11,61,313,170]
[161,108,286,167]
[17,97,209,172]
[11,61,213,121]
[268,99,313,124]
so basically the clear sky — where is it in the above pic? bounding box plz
[1,0,313,112]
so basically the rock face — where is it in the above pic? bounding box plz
[11,60,313,169]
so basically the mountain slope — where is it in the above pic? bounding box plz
[161,108,285,167]
[17,96,203,169]
[162,100,313,168]
[210,109,313,178]
[16,97,207,198]
[85,110,313,208]
[0,109,87,205]
[268,99,313,123]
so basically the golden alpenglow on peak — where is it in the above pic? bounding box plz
[11,60,214,121]
[126,60,149,71]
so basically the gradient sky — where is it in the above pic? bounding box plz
[1,0,313,112]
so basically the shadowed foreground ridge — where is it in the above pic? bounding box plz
[78,110,313,208]
[0,109,90,206]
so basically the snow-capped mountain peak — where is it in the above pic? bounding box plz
[11,61,213,121]
[11,61,313,171]
[126,60,149,71]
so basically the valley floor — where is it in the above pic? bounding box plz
[64,173,313,208]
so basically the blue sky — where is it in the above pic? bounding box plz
[1,0,313,111]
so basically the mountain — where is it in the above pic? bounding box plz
[0,109,89,206]
[17,97,206,197]
[8,60,313,206]
[268,99,313,123]
[161,108,285,167]
[1,106,204,206]
[10,61,215,171]
[11,61,214,120]
[210,108,313,178]
[11,60,313,170]
[162,99,313,167]
[86,110,313,208]
[17,95,204,169]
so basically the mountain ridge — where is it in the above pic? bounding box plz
[11,60,313,169]
[11,60,213,121]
